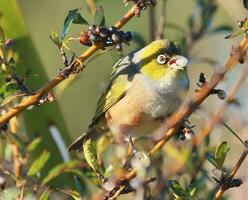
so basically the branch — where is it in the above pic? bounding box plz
[214,144,248,200]
[0,5,137,126]
[103,36,248,199]
[193,64,248,147]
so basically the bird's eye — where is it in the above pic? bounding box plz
[157,54,167,64]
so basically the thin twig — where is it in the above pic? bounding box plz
[60,47,69,67]
[103,36,248,199]
[0,5,137,126]
[149,6,156,41]
[222,122,246,146]
[9,116,23,187]
[156,0,167,40]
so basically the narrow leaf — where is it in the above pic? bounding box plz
[215,141,229,169]
[59,189,81,200]
[50,30,61,47]
[27,137,42,152]
[187,183,196,197]
[42,160,83,184]
[206,153,218,168]
[61,8,88,39]
[208,25,233,35]
[93,6,105,26]
[39,187,53,200]
[28,150,51,176]
[61,9,79,39]
[167,180,187,198]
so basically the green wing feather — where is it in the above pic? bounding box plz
[90,54,139,126]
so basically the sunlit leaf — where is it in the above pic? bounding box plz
[59,189,81,200]
[39,187,53,200]
[27,150,51,176]
[93,6,105,26]
[0,82,18,100]
[42,160,83,184]
[27,137,42,152]
[50,30,61,47]
[167,180,187,198]
[215,141,229,169]
[187,182,196,197]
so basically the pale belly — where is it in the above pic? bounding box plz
[105,74,188,139]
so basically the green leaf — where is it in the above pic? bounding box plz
[61,8,88,39]
[8,57,16,73]
[208,25,233,35]
[206,152,218,168]
[39,187,53,200]
[27,137,42,152]
[93,6,105,26]
[187,183,196,197]
[72,13,88,24]
[42,160,83,184]
[167,180,187,198]
[27,150,51,176]
[59,189,81,200]
[50,30,61,47]
[0,82,18,100]
[215,141,229,169]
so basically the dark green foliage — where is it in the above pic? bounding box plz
[61,8,88,39]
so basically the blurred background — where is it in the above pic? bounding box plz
[0,0,248,199]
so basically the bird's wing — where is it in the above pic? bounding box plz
[89,53,140,127]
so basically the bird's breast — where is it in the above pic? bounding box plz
[105,72,189,138]
[140,72,189,118]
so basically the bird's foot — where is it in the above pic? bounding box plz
[126,134,150,167]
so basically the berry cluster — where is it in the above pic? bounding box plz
[79,25,133,52]
[123,0,156,16]
[178,124,195,141]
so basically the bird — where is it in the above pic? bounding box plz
[68,39,189,180]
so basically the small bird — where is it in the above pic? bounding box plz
[68,39,189,180]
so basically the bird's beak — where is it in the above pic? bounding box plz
[168,55,188,70]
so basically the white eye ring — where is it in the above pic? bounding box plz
[157,54,167,64]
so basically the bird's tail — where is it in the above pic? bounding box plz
[67,126,109,152]
[67,133,90,152]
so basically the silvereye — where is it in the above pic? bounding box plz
[68,39,189,180]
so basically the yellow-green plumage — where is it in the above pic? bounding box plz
[68,39,189,180]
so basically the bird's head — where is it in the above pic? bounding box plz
[139,39,188,80]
